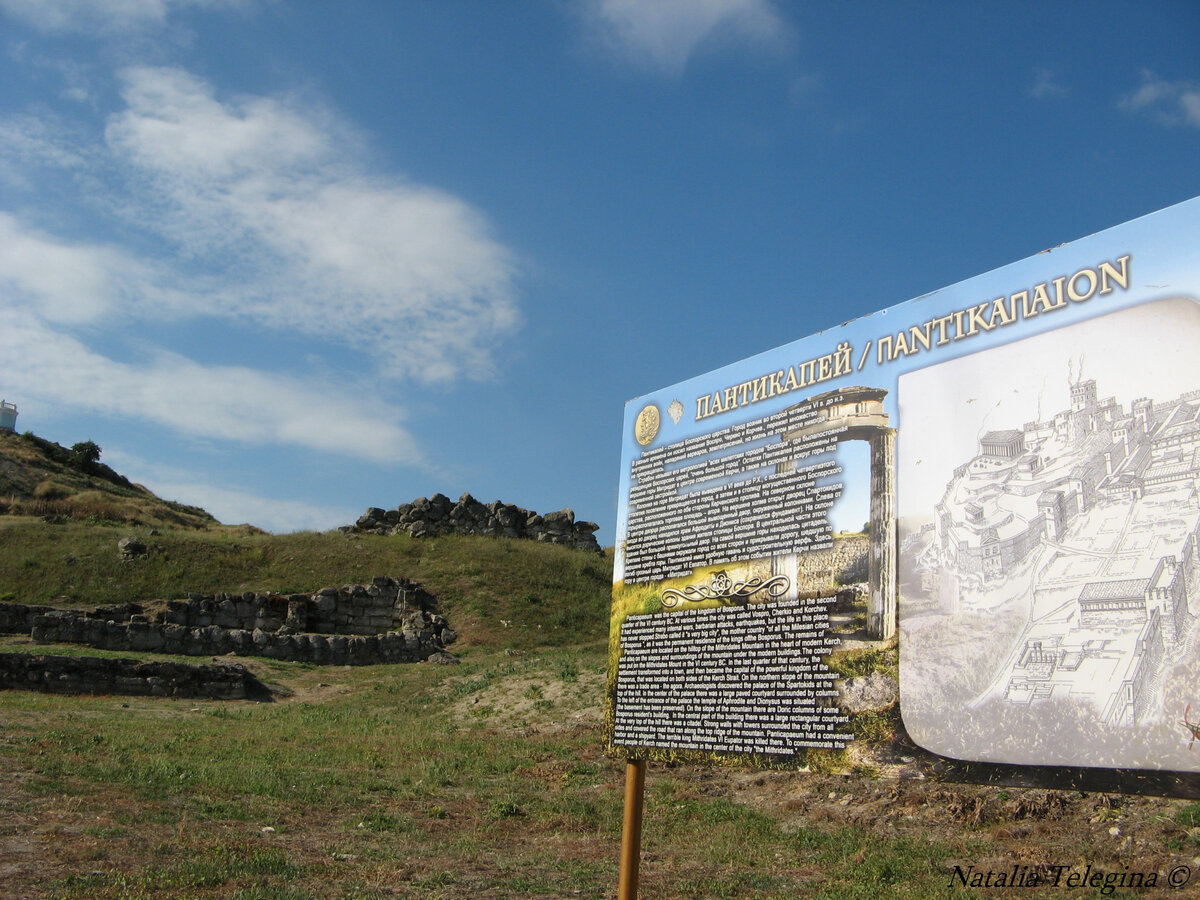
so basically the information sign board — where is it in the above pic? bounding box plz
[607,196,1200,773]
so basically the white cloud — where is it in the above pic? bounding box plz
[0,212,155,323]
[0,0,245,33]
[0,114,95,183]
[0,311,421,465]
[163,484,355,533]
[103,66,519,382]
[103,451,357,532]
[1118,70,1200,129]
[587,0,788,75]
[0,66,520,383]
[120,468,355,532]
[0,64,518,472]
[1029,67,1069,100]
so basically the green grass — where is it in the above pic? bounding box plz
[0,641,988,899]
[54,843,302,898]
[2,648,624,897]
[6,635,1190,898]
[1175,802,1200,828]
[0,520,612,648]
[826,646,897,680]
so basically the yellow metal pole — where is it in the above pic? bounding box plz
[618,758,648,900]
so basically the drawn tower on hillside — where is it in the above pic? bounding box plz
[0,400,16,432]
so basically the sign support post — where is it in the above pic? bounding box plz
[617,758,647,900]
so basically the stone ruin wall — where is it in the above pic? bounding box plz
[158,576,441,636]
[0,652,263,700]
[0,576,458,667]
[794,535,870,594]
[0,603,54,635]
[351,492,602,553]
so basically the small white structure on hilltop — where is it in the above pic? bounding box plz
[0,400,17,432]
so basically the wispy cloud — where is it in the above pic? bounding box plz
[1118,70,1200,129]
[1,311,421,465]
[0,0,246,34]
[160,484,355,533]
[0,113,97,185]
[104,66,519,383]
[102,450,358,532]
[586,0,788,75]
[3,42,98,103]
[1028,67,1069,100]
[2,67,519,383]
[0,212,168,324]
[0,62,521,466]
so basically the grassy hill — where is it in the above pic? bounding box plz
[0,430,217,530]
[0,521,613,649]
[0,428,613,649]
[4,516,1195,898]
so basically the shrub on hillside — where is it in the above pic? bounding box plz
[70,440,102,471]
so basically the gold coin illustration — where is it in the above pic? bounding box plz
[634,404,660,446]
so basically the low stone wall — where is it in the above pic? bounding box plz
[30,613,453,665]
[161,576,437,637]
[795,535,869,593]
[0,603,55,635]
[0,602,146,635]
[0,652,266,700]
[1,575,458,666]
[351,492,602,553]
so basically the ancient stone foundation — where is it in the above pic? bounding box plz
[0,603,54,635]
[794,535,869,593]
[28,614,453,665]
[0,575,458,667]
[159,576,443,637]
[0,652,267,700]
[351,492,602,553]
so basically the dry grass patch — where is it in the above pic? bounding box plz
[445,667,606,733]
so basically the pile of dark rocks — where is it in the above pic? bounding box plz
[349,492,601,553]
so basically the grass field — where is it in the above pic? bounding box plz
[0,519,612,649]
[1,636,1003,900]
[7,635,1199,899]
[3,516,1200,897]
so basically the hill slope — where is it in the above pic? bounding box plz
[0,520,613,649]
[0,429,613,649]
[0,430,217,529]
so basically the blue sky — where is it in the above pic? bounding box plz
[0,0,1197,543]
